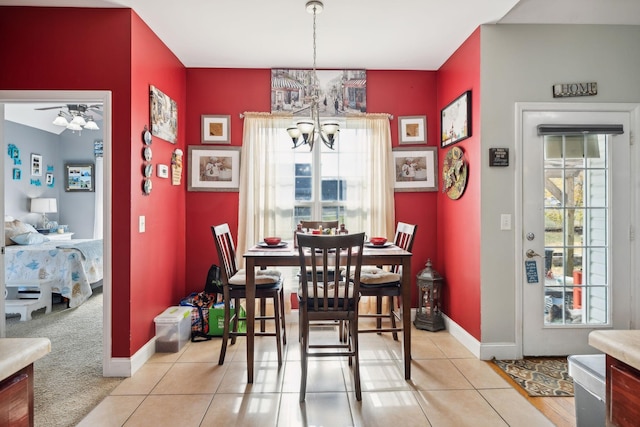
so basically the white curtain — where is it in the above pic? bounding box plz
[237,112,395,266]
[93,156,103,239]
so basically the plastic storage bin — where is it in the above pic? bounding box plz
[568,354,606,427]
[154,306,191,352]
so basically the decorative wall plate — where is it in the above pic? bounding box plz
[442,146,468,200]
[144,164,153,178]
[143,178,152,195]
[143,129,152,145]
[143,146,152,161]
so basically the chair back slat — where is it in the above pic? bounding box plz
[211,223,239,284]
[297,233,365,313]
[391,222,417,274]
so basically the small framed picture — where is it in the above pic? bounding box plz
[188,146,240,192]
[65,163,95,192]
[398,116,427,145]
[46,173,54,186]
[201,115,231,144]
[31,153,43,176]
[392,147,438,192]
[12,168,21,180]
[441,90,472,147]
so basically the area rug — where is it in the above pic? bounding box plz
[492,357,574,397]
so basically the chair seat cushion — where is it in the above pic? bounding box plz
[297,281,357,300]
[229,268,281,286]
[353,266,400,285]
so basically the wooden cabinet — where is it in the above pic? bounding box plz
[0,365,33,427]
[606,355,640,427]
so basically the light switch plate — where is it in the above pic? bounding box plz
[139,215,145,233]
[500,214,511,230]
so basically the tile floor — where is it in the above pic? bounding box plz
[79,317,555,427]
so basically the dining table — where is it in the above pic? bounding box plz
[243,240,413,384]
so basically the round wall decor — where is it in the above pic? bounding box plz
[442,146,468,200]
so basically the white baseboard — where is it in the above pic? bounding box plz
[103,337,157,377]
[443,314,519,360]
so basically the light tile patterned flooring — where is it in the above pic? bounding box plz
[79,316,556,426]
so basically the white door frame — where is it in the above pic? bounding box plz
[0,90,114,376]
[515,102,640,357]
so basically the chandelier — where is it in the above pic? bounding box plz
[51,104,100,132]
[286,0,339,151]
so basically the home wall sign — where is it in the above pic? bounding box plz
[489,148,509,167]
[552,82,597,98]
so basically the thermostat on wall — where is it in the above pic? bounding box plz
[157,164,169,178]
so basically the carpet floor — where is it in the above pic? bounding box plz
[493,357,574,397]
[5,287,124,427]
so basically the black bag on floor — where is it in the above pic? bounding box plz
[180,291,215,342]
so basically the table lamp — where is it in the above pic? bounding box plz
[30,198,57,229]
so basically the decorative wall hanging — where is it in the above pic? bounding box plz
[150,85,178,144]
[7,144,21,165]
[201,115,231,144]
[398,116,427,145]
[392,147,438,192]
[141,125,152,195]
[441,90,471,147]
[271,69,367,117]
[171,148,183,185]
[65,163,95,192]
[442,146,468,200]
[157,164,169,178]
[46,173,54,187]
[187,146,240,192]
[94,139,104,157]
[12,169,21,180]
[30,153,42,176]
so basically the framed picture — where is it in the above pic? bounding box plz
[65,163,95,192]
[150,85,178,144]
[12,169,21,180]
[31,153,42,176]
[201,115,231,144]
[441,90,471,147]
[398,116,427,145]
[45,173,54,186]
[188,146,241,192]
[392,147,438,192]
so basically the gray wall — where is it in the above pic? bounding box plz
[479,25,640,348]
[4,121,101,238]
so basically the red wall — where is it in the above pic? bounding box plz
[436,29,482,340]
[0,7,187,357]
[184,69,439,307]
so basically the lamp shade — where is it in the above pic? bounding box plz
[30,198,57,214]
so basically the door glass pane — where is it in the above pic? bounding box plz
[543,134,609,326]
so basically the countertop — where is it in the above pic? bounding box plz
[0,338,51,382]
[589,330,640,371]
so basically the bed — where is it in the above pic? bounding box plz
[5,238,103,309]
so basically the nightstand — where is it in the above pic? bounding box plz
[46,232,74,241]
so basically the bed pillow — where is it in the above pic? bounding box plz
[10,232,49,245]
[5,219,38,245]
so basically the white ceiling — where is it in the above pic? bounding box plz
[2,0,639,132]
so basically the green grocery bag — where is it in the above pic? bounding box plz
[208,303,246,336]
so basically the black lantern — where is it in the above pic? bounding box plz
[414,259,445,331]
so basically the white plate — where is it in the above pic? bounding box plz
[365,242,393,248]
[258,242,288,248]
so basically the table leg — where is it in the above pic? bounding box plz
[402,256,412,380]
[245,259,256,384]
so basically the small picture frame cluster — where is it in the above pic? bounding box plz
[201,115,231,144]
[398,116,427,145]
[187,146,240,192]
[392,147,438,192]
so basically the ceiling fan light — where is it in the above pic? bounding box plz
[71,114,87,126]
[66,122,82,131]
[84,117,99,130]
[52,112,69,127]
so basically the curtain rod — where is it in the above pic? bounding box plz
[239,111,393,120]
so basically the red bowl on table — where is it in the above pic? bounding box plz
[263,237,282,246]
[369,237,387,246]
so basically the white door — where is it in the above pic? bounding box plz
[520,106,634,355]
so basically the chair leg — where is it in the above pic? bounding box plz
[389,296,398,341]
[299,309,309,402]
[260,298,267,332]
[218,299,231,365]
[231,298,240,345]
[279,288,287,345]
[351,316,362,401]
[273,293,283,367]
[375,296,383,333]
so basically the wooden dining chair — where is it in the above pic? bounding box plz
[297,232,365,402]
[356,222,417,341]
[211,223,287,366]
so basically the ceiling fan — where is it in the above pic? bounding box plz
[35,103,102,131]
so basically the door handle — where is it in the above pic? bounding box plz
[526,249,541,258]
